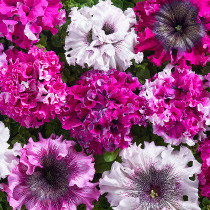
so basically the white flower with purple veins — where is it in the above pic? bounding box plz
[65,0,143,71]
[0,121,21,179]
[99,142,201,210]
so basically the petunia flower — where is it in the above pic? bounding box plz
[99,142,201,210]
[4,134,100,210]
[0,0,65,48]
[0,121,21,179]
[197,138,210,198]
[58,69,148,154]
[141,64,210,146]
[134,0,210,67]
[0,46,67,128]
[65,0,143,71]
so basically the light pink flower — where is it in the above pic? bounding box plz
[99,142,201,210]
[0,121,21,179]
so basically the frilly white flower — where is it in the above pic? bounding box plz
[65,0,143,71]
[99,142,201,210]
[0,121,21,179]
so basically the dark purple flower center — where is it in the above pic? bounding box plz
[131,165,183,209]
[154,1,204,52]
[87,30,93,44]
[27,154,70,200]
[102,23,115,35]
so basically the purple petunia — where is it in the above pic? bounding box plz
[3,134,99,210]
[58,69,148,154]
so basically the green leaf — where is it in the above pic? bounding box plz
[123,1,134,10]
[103,150,119,162]
[201,66,210,76]
[95,162,113,173]
[112,0,123,8]
[51,34,62,48]
[37,35,47,47]
[202,197,210,206]
[94,154,113,173]
[136,64,150,81]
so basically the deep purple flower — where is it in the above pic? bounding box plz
[58,69,148,154]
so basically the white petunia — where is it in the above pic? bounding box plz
[0,121,21,179]
[99,142,201,210]
[65,0,143,71]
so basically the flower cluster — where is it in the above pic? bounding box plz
[0,46,67,128]
[0,0,65,48]
[58,69,147,154]
[0,121,21,180]
[65,0,143,71]
[134,0,210,67]
[4,134,100,210]
[99,142,201,210]
[141,65,210,146]
[0,0,210,209]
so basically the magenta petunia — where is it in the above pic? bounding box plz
[197,138,210,198]
[58,69,148,154]
[142,64,210,146]
[3,134,99,210]
[0,0,65,48]
[0,46,67,128]
[134,0,210,67]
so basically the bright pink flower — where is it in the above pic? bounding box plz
[197,138,210,198]
[0,46,67,128]
[3,134,99,210]
[58,69,148,154]
[142,64,210,146]
[134,0,210,67]
[0,0,65,48]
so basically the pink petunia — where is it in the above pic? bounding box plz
[3,134,99,210]
[134,0,210,67]
[0,0,65,48]
[0,46,67,128]
[141,64,210,146]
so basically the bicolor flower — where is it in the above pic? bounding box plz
[58,69,148,154]
[0,46,67,128]
[99,142,201,210]
[141,64,210,146]
[4,134,99,210]
[134,0,210,67]
[65,0,143,71]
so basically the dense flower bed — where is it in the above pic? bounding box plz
[0,0,210,210]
